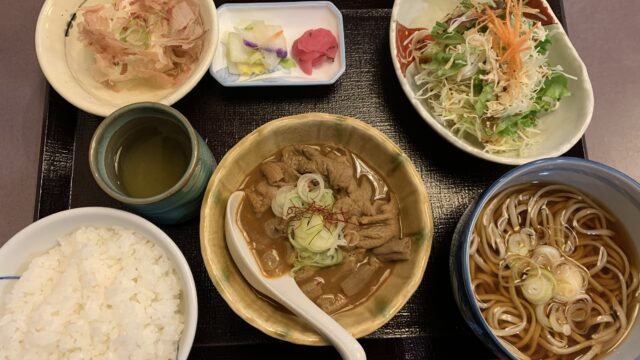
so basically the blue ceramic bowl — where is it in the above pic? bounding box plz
[450,157,640,359]
[90,103,216,224]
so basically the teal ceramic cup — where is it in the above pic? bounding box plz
[89,102,216,224]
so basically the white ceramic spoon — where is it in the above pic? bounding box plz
[225,191,367,360]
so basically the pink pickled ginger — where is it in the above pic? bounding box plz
[292,28,338,75]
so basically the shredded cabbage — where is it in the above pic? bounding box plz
[411,0,572,155]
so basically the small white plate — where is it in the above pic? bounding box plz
[35,0,218,117]
[210,1,346,86]
[389,0,594,165]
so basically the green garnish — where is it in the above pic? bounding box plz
[279,58,297,69]
[431,21,465,45]
[535,37,552,55]
[475,83,496,116]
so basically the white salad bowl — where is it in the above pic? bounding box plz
[389,0,594,165]
[35,0,218,117]
[0,207,198,360]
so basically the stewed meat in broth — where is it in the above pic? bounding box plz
[238,144,411,314]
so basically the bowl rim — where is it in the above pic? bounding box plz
[0,207,198,360]
[458,157,640,358]
[388,0,594,165]
[199,112,434,345]
[88,102,201,205]
[34,0,218,117]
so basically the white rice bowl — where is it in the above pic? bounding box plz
[0,226,184,359]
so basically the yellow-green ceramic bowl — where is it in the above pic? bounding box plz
[200,113,433,345]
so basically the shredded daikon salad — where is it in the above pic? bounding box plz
[409,0,572,154]
[77,0,205,90]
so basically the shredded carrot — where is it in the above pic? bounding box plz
[267,30,284,42]
[480,0,538,76]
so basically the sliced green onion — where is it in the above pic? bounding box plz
[507,232,531,256]
[297,173,325,203]
[553,263,586,302]
[521,268,556,305]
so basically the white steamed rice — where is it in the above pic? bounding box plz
[0,226,184,360]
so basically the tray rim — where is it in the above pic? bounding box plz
[31,0,582,354]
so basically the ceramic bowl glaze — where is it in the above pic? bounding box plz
[200,113,433,345]
[35,0,218,117]
[450,158,640,359]
[0,207,198,360]
[90,103,216,224]
[389,0,593,165]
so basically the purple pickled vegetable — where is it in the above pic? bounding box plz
[276,48,287,58]
[256,47,288,59]
[243,39,258,49]
[242,40,287,58]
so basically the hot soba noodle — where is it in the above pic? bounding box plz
[470,184,640,359]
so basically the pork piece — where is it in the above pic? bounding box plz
[333,197,355,215]
[281,146,317,174]
[285,242,296,265]
[294,265,318,282]
[333,190,375,218]
[359,201,397,224]
[260,162,284,185]
[300,277,324,300]
[316,293,348,314]
[340,256,382,297]
[372,237,411,261]
[348,186,377,216]
[245,180,278,214]
[301,147,357,193]
[328,249,365,283]
[357,222,399,249]
[263,217,286,239]
[356,201,400,249]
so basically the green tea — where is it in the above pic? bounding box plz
[114,118,191,198]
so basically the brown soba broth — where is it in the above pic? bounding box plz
[237,144,412,314]
[470,184,640,360]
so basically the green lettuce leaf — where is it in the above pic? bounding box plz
[535,37,552,55]
[496,112,538,137]
[474,83,495,116]
[430,21,465,45]
[535,73,571,112]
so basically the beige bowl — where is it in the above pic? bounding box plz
[200,113,433,345]
[35,0,218,117]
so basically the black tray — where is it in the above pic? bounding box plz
[35,1,581,358]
